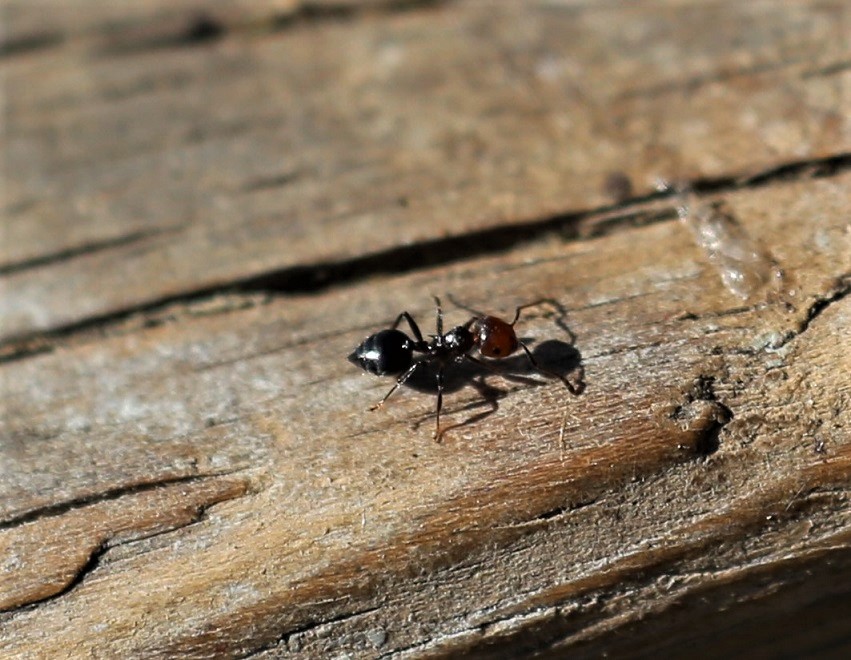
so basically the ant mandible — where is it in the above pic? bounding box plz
[348,296,573,441]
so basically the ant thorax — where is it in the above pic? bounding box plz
[432,326,474,357]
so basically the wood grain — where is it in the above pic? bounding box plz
[1,0,850,657]
[2,0,848,340]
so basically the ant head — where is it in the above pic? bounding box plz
[470,316,519,358]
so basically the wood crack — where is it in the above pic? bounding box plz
[0,226,183,277]
[802,59,851,79]
[237,606,382,659]
[792,274,851,341]
[0,31,64,58]
[0,470,248,530]
[1,153,848,365]
[0,473,252,612]
[267,0,452,34]
[616,56,813,100]
[2,1,452,61]
[4,540,110,613]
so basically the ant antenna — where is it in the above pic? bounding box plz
[432,295,444,335]
[444,292,485,318]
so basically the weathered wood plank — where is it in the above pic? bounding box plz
[2,0,850,656]
[0,0,395,50]
[1,167,848,655]
[0,475,249,611]
[2,0,849,340]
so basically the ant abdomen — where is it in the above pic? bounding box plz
[470,316,519,358]
[348,329,413,375]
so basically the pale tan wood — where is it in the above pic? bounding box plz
[2,170,850,656]
[2,0,851,657]
[1,0,848,341]
[0,475,250,611]
[0,0,380,48]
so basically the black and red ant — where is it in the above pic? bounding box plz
[348,296,578,440]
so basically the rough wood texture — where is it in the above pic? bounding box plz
[2,0,848,340]
[2,1,850,658]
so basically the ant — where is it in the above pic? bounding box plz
[348,296,576,440]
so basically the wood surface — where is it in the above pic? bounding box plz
[1,0,850,657]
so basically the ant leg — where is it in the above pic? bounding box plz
[433,296,444,335]
[510,299,576,345]
[519,342,581,395]
[433,367,445,441]
[509,301,546,326]
[390,312,425,344]
[370,361,422,411]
